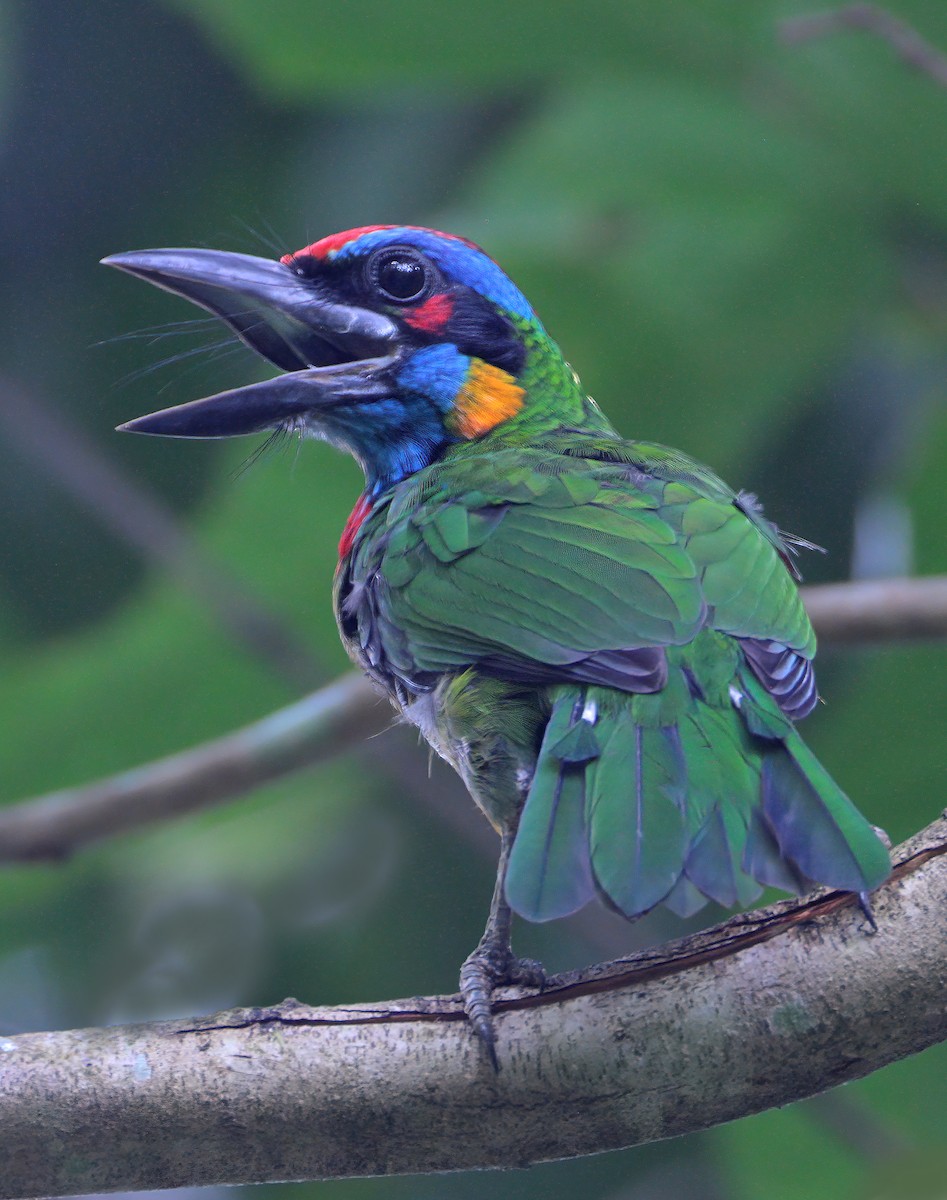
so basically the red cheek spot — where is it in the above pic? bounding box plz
[338,493,373,560]
[404,293,454,333]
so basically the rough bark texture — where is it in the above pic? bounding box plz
[1,816,944,1199]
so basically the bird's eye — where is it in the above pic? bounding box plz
[369,248,432,304]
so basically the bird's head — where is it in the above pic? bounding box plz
[105,225,607,489]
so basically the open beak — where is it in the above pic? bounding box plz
[102,248,400,437]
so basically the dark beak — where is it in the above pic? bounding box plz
[102,248,399,438]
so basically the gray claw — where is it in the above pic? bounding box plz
[459,943,546,1071]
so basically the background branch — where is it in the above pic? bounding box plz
[800,575,947,644]
[1,575,945,864]
[0,674,380,862]
[782,4,947,90]
[1,816,944,1200]
[0,376,325,691]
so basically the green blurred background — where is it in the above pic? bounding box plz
[1,1,945,1197]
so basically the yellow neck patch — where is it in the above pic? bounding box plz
[447,358,525,439]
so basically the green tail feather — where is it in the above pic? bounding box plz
[743,806,811,893]
[505,649,890,924]
[737,666,891,894]
[758,735,891,892]
[586,719,688,916]
[676,706,763,909]
[505,691,597,922]
[662,873,708,918]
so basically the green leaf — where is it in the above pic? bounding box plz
[165,0,761,99]
[449,73,890,472]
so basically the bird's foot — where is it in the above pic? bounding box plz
[459,939,546,1070]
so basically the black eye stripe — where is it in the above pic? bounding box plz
[368,247,433,304]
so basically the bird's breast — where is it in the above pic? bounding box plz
[333,514,437,710]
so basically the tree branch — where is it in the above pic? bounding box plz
[1,576,946,864]
[0,673,382,862]
[0,376,324,691]
[801,575,947,644]
[781,4,947,90]
[1,816,944,1199]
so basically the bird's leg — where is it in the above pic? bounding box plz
[459,830,546,1069]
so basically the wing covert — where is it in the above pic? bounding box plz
[361,452,705,687]
[344,443,818,713]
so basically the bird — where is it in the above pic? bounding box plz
[103,225,891,1066]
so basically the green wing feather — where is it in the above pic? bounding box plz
[376,459,706,676]
[348,437,889,920]
[369,442,815,676]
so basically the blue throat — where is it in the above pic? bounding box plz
[322,396,452,493]
[321,344,484,492]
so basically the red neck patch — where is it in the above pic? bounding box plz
[338,492,373,560]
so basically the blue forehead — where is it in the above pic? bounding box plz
[332,227,537,323]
